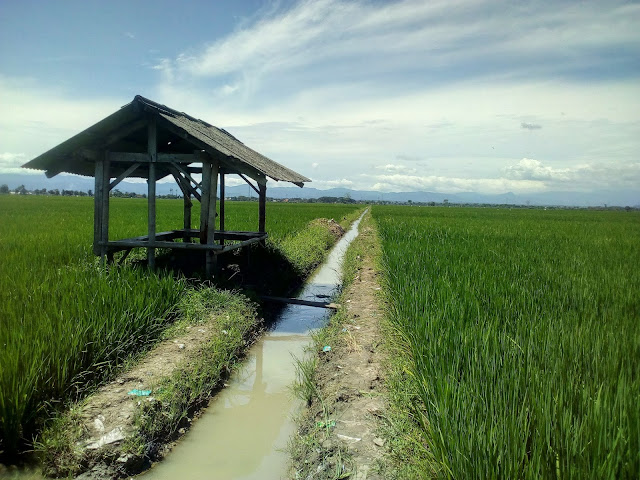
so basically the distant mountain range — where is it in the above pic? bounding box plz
[1,172,637,207]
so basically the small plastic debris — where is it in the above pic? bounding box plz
[116,453,134,464]
[342,328,348,332]
[322,345,332,352]
[86,427,125,449]
[222,330,229,335]
[177,343,185,349]
[127,389,152,396]
[93,417,105,434]
[198,328,206,333]
[337,433,361,444]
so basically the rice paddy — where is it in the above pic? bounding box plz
[373,206,640,478]
[0,195,360,456]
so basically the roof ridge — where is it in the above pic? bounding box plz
[133,95,214,128]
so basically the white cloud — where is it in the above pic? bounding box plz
[0,75,119,161]
[155,0,640,100]
[0,152,34,174]
[505,158,640,189]
[359,159,640,194]
[364,172,543,194]
[310,178,355,189]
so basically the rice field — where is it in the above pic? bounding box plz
[0,195,360,455]
[374,206,639,478]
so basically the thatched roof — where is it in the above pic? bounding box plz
[22,95,310,187]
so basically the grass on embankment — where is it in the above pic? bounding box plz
[36,289,259,477]
[374,206,640,479]
[289,212,377,479]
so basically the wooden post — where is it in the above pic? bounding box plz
[99,152,110,264]
[205,161,219,278]
[259,183,266,233]
[200,161,211,244]
[219,170,225,246]
[183,189,192,243]
[148,117,157,269]
[93,159,104,257]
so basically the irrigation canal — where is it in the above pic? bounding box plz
[139,211,365,479]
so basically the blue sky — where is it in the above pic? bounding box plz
[1,0,639,197]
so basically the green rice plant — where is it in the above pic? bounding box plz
[373,206,640,479]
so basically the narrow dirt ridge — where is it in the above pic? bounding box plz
[312,221,386,479]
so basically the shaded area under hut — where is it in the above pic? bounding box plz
[22,95,310,277]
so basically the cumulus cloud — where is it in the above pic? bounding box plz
[505,158,565,181]
[0,152,31,174]
[504,158,640,189]
[363,172,543,194]
[311,178,355,189]
[0,152,26,165]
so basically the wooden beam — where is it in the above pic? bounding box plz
[170,167,202,202]
[220,235,264,253]
[158,153,196,163]
[148,117,157,269]
[173,162,202,190]
[108,152,148,163]
[259,183,266,233]
[104,240,223,251]
[239,173,260,195]
[260,296,340,310]
[100,118,147,148]
[180,138,266,186]
[109,163,140,191]
[108,152,196,163]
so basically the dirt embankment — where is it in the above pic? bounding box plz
[291,215,388,479]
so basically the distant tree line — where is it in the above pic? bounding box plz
[0,184,93,196]
[1,183,635,210]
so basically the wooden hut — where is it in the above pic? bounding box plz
[22,95,310,277]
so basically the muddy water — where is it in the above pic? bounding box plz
[141,212,365,480]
